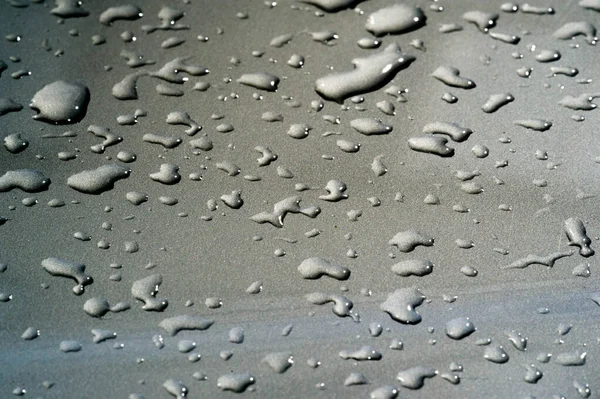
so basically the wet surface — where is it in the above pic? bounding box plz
[1,0,600,398]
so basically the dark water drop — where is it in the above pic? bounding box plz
[228,327,244,344]
[131,274,168,311]
[189,136,212,151]
[432,66,476,89]
[143,133,182,149]
[159,315,214,336]
[263,352,294,373]
[553,22,597,44]
[535,49,561,63]
[308,30,338,44]
[350,118,393,135]
[463,10,498,32]
[513,119,552,131]
[120,50,155,68]
[573,380,591,398]
[300,0,360,12]
[163,379,188,398]
[246,281,262,294]
[162,37,185,49]
[389,230,434,252]
[21,326,40,340]
[117,151,137,163]
[391,259,433,277]
[217,373,255,393]
[156,84,184,97]
[572,262,591,277]
[445,317,476,339]
[555,350,586,366]
[408,136,454,156]
[60,340,82,352]
[580,0,600,11]
[142,6,188,33]
[151,57,208,83]
[150,163,180,185]
[41,257,93,295]
[51,0,89,18]
[558,93,599,110]
[270,33,293,47]
[345,372,368,386]
[357,37,381,49]
[314,43,415,103]
[88,125,122,153]
[423,122,472,142]
[287,54,304,68]
[455,170,480,181]
[565,217,594,257]
[68,164,130,194]
[521,3,554,14]
[276,165,293,178]
[365,4,426,37]
[460,181,483,194]
[517,66,532,78]
[441,92,458,103]
[502,250,572,269]
[507,330,527,350]
[489,32,520,44]
[424,194,440,205]
[216,161,240,176]
[369,322,383,337]
[376,100,395,115]
[460,265,478,276]
[221,190,243,209]
[287,123,311,139]
[99,5,143,25]
[482,93,514,113]
[255,146,277,166]
[319,179,348,201]
[3,133,28,153]
[30,81,90,124]
[262,111,283,122]
[441,373,460,385]
[370,385,399,399]
[83,297,111,318]
[380,288,425,324]
[340,346,382,361]
[298,257,350,280]
[251,196,319,227]
[410,39,426,51]
[112,71,147,100]
[396,366,437,389]
[524,364,543,383]
[389,339,403,350]
[439,24,463,34]
[0,169,49,193]
[237,72,280,91]
[306,292,356,319]
[372,155,387,176]
[484,345,509,363]
[337,139,360,153]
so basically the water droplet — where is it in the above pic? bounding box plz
[315,43,415,103]
[380,288,425,324]
[68,164,130,194]
[365,4,426,36]
[432,66,476,89]
[30,81,90,124]
[396,366,437,389]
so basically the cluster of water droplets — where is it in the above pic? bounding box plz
[1,0,600,397]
